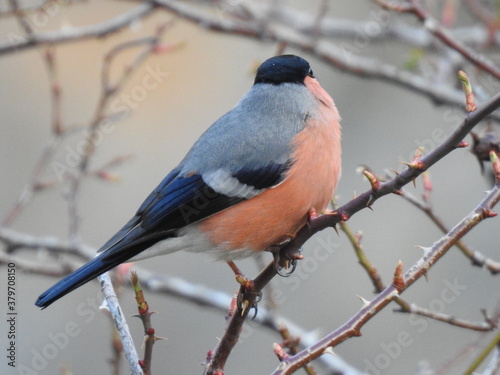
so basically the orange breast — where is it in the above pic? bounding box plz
[200,77,341,254]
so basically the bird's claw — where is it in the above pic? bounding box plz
[271,246,302,277]
[276,258,297,277]
[238,288,262,319]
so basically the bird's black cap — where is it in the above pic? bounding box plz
[254,55,314,85]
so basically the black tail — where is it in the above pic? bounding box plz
[35,226,173,309]
[35,253,114,309]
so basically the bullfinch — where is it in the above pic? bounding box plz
[35,54,341,309]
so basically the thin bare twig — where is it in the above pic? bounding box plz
[0,0,66,18]
[0,3,157,55]
[99,272,143,375]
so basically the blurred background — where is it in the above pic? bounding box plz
[1,1,500,374]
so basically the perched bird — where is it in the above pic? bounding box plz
[35,54,341,309]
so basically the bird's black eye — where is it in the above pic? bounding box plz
[308,68,314,78]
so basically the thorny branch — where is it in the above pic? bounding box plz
[339,218,496,332]
[204,89,500,374]
[270,153,500,375]
[401,188,500,274]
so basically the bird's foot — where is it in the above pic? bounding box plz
[267,236,303,277]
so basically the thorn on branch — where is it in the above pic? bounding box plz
[401,147,426,170]
[352,329,362,337]
[363,169,381,192]
[322,347,335,356]
[356,295,370,308]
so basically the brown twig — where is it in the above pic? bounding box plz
[338,220,385,292]
[131,272,165,375]
[394,303,496,332]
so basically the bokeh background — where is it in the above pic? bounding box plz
[1,1,499,374]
